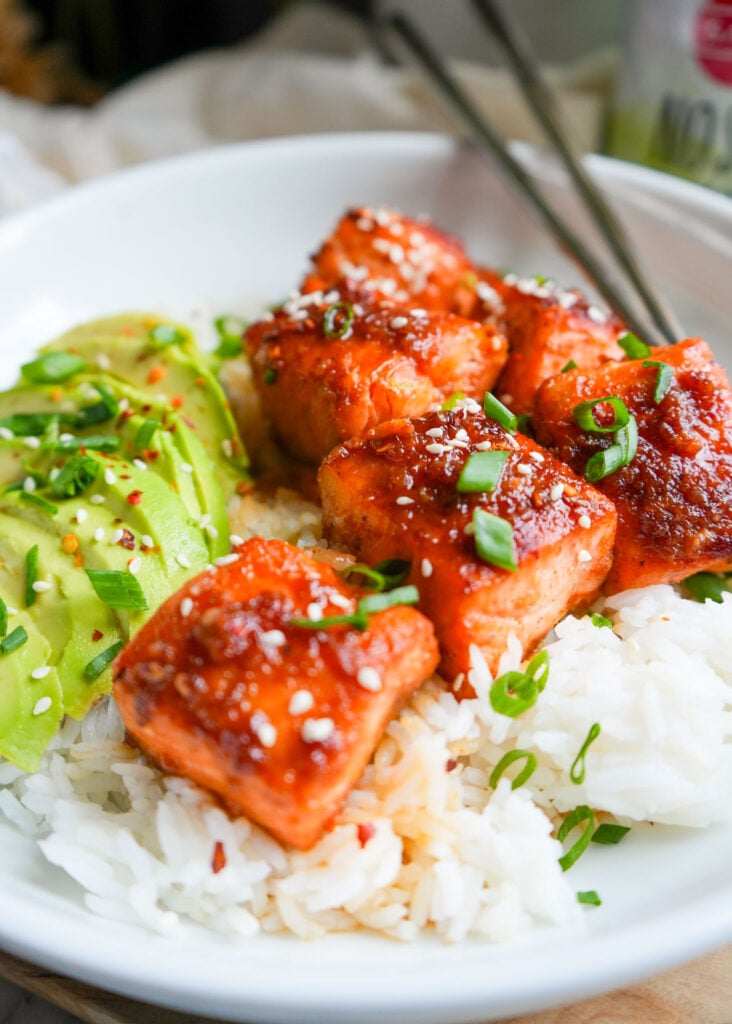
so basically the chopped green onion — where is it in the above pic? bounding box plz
[20,492,58,515]
[683,571,731,604]
[577,890,602,906]
[473,509,517,571]
[572,396,630,434]
[55,434,120,453]
[213,315,247,358]
[441,391,465,411]
[483,392,518,433]
[264,367,277,385]
[323,302,355,339]
[291,584,419,632]
[516,413,533,435]
[489,650,549,718]
[617,332,651,359]
[642,360,674,403]
[457,450,508,493]
[615,415,639,463]
[83,640,124,681]
[134,418,158,450]
[0,625,28,655]
[341,559,411,593]
[561,359,578,373]
[149,324,187,347]
[85,569,149,611]
[20,351,87,385]
[50,454,99,498]
[489,749,538,790]
[592,822,631,845]
[583,412,638,483]
[0,413,59,437]
[570,722,601,784]
[71,385,119,428]
[590,612,613,629]
[25,545,38,607]
[557,805,595,871]
[0,598,7,637]
[534,274,549,285]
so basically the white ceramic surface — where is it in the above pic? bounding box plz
[0,133,730,1024]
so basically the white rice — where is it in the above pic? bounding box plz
[1,574,730,943]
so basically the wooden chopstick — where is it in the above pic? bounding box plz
[381,12,681,349]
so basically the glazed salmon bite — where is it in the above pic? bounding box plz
[114,538,439,850]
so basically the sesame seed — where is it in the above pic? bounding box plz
[356,217,373,231]
[176,553,191,569]
[0,427,14,440]
[289,690,314,715]
[516,463,532,476]
[118,398,130,412]
[32,696,52,716]
[557,291,578,309]
[500,393,513,406]
[215,553,239,567]
[323,290,340,304]
[22,477,36,493]
[256,722,277,748]
[205,523,219,539]
[180,462,194,474]
[410,308,427,318]
[31,667,51,679]
[110,529,124,545]
[578,549,592,563]
[352,303,365,316]
[104,468,117,485]
[357,666,382,692]
[59,433,74,443]
[421,558,433,578]
[425,442,446,455]
[329,593,352,610]
[389,244,405,265]
[396,496,414,506]
[578,514,592,529]
[587,305,607,324]
[389,222,404,236]
[475,440,492,451]
[301,717,335,743]
[426,427,443,438]
[128,557,142,575]
[221,439,233,458]
[374,208,392,226]
[132,459,147,472]
[23,436,40,450]
[529,451,545,463]
[5,606,17,615]
[229,534,244,547]
[89,494,105,505]
[389,316,409,330]
[180,597,193,617]
[550,483,565,501]
[261,629,286,647]
[94,527,105,542]
[32,581,51,593]
[475,281,502,307]
[372,237,391,254]
[96,353,111,370]
[76,508,88,524]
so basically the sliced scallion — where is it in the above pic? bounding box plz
[213,315,247,358]
[592,823,631,845]
[683,571,730,604]
[323,302,355,340]
[149,323,187,347]
[561,359,578,373]
[134,418,159,450]
[572,395,630,434]
[83,640,124,681]
[642,360,674,403]
[20,492,58,515]
[291,584,419,632]
[264,367,277,385]
[0,598,7,638]
[441,391,465,411]
[577,890,602,906]
[483,392,518,433]
[21,351,87,385]
[457,450,509,493]
[341,559,411,593]
[569,722,601,784]
[85,569,149,611]
[617,332,651,359]
[489,650,549,719]
[0,625,28,655]
[489,749,538,790]
[473,509,517,571]
[0,413,58,437]
[55,435,120,453]
[50,454,99,498]
[25,545,38,607]
[557,805,595,871]
[590,612,613,629]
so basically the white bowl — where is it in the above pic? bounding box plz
[0,133,731,1024]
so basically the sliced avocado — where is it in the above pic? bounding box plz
[43,313,248,492]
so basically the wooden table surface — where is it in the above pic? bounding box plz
[2,943,731,1024]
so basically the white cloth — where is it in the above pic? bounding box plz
[0,2,615,215]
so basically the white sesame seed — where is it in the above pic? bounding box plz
[32,581,51,593]
[110,529,124,545]
[389,316,409,330]
[306,602,323,622]
[516,463,532,476]
[557,291,578,309]
[128,557,142,575]
[89,494,105,505]
[396,496,414,506]
[352,303,365,316]
[356,217,373,231]
[59,433,74,443]
[421,557,433,578]
[374,208,392,226]
[181,462,194,474]
[357,666,382,692]
[22,476,36,493]
[205,523,219,539]
[587,305,607,324]
[31,666,51,679]
[578,549,592,563]
[180,597,193,617]
[389,244,405,265]
[389,222,404,237]
[5,606,17,615]
[23,436,40,450]
[94,527,105,542]
[426,427,443,438]
[323,290,340,304]
[104,468,117,485]
[301,717,335,743]
[289,690,314,715]
[96,353,111,370]
[221,439,233,458]
[32,696,52,716]
[410,308,428,318]
[198,514,211,528]
[132,458,147,472]
[118,398,130,412]
[176,553,191,569]
[329,593,352,610]
[229,534,244,547]
[0,427,14,440]
[550,483,565,501]
[446,438,469,449]
[256,722,277,748]
[475,281,503,307]
[425,442,446,455]
[475,440,492,451]
[141,534,154,548]
[261,629,286,647]
[215,553,240,567]
[578,514,592,529]
[529,451,545,463]
[76,508,88,524]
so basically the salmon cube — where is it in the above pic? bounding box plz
[245,285,508,463]
[308,206,476,311]
[533,337,732,591]
[319,403,617,691]
[114,537,439,850]
[460,271,626,415]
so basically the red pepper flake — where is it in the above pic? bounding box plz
[143,448,160,462]
[92,629,104,642]
[50,387,63,403]
[182,417,196,430]
[357,823,376,848]
[211,841,226,874]
[118,528,135,551]
[121,326,135,337]
[194,376,207,387]
[74,553,84,568]
[126,490,143,506]
[120,408,135,422]
[147,365,167,385]
[170,395,184,409]
[445,758,459,772]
